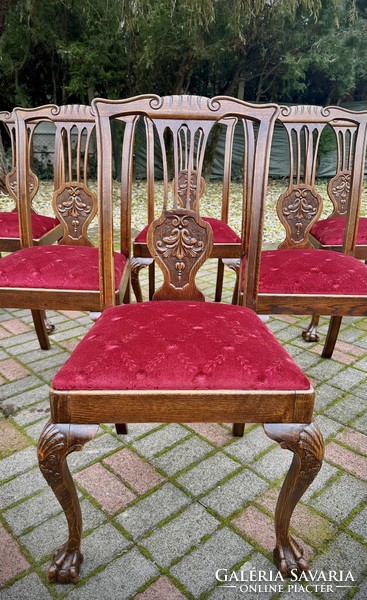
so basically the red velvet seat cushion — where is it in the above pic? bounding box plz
[134,217,241,245]
[52,301,311,391]
[241,249,367,295]
[0,212,60,239]
[0,245,126,290]
[310,216,367,246]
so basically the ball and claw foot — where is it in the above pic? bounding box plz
[48,543,83,584]
[45,319,55,335]
[302,316,320,343]
[274,535,308,578]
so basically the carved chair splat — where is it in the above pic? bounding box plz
[38,94,323,584]
[131,111,242,303]
[231,105,367,365]
[0,104,131,350]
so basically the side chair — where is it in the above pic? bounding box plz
[37,94,324,584]
[0,110,62,252]
[0,110,63,335]
[303,118,367,342]
[231,105,367,363]
[0,104,130,350]
[131,112,242,303]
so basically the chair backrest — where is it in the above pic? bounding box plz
[14,104,97,247]
[276,105,367,251]
[0,110,39,210]
[93,94,278,310]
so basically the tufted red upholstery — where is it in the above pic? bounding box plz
[0,212,60,239]
[241,248,367,295]
[0,245,126,290]
[52,301,311,391]
[134,217,241,245]
[310,216,367,246]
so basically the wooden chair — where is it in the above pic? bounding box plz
[303,119,367,342]
[37,94,323,584]
[131,113,242,303]
[0,110,63,334]
[0,110,62,252]
[232,105,367,362]
[0,104,130,350]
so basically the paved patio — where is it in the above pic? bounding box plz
[0,262,366,599]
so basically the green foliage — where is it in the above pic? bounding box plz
[0,0,366,109]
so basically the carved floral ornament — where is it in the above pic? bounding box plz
[330,171,350,213]
[280,186,320,243]
[156,214,205,280]
[57,186,92,234]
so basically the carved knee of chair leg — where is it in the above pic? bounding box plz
[264,422,324,577]
[131,257,154,302]
[38,421,99,583]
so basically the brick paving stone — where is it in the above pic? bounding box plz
[334,340,367,356]
[232,505,276,553]
[3,489,61,536]
[225,425,274,463]
[142,503,220,567]
[1,319,31,335]
[305,360,346,382]
[0,446,37,482]
[67,547,158,600]
[347,505,367,539]
[0,358,29,381]
[176,452,240,496]
[0,420,29,456]
[0,572,52,600]
[0,325,12,339]
[208,553,278,600]
[5,339,46,357]
[325,442,367,480]
[76,522,131,577]
[11,400,50,427]
[0,331,41,349]
[170,528,253,597]
[323,393,366,424]
[68,433,124,472]
[327,367,367,391]
[287,503,337,547]
[310,473,367,522]
[310,533,367,600]
[314,414,343,440]
[313,382,343,411]
[152,436,213,476]
[0,524,30,586]
[0,467,47,509]
[115,483,190,539]
[251,445,292,482]
[132,424,190,458]
[200,469,268,517]
[335,428,367,455]
[135,575,187,600]
[186,423,238,445]
[0,375,46,401]
[75,463,136,514]
[104,447,165,494]
[27,352,69,373]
